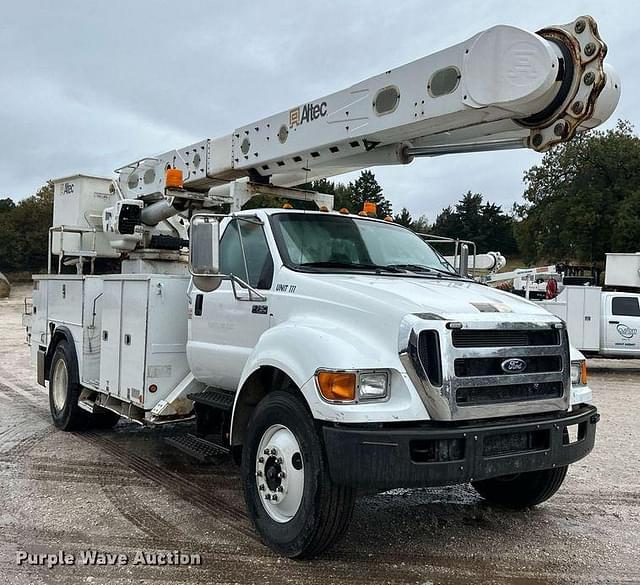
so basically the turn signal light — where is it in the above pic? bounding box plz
[580,361,588,385]
[166,168,184,189]
[316,371,356,401]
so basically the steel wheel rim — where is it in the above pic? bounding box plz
[51,358,68,412]
[255,424,304,523]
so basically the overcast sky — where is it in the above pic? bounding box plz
[2,1,637,220]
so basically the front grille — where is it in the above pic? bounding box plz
[451,329,560,348]
[402,317,570,421]
[456,381,563,406]
[454,355,562,377]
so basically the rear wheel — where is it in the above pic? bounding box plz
[242,391,355,558]
[49,340,87,431]
[471,466,568,508]
[49,339,120,431]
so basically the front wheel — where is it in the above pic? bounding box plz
[242,391,355,558]
[471,466,568,508]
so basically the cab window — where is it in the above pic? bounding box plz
[612,296,640,317]
[219,219,273,289]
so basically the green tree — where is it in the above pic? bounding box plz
[394,207,430,232]
[432,192,518,254]
[0,198,15,213]
[0,182,53,273]
[349,170,392,218]
[611,190,640,252]
[515,120,640,263]
[394,207,413,227]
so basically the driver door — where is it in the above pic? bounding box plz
[188,218,274,390]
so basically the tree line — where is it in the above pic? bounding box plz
[1,119,639,274]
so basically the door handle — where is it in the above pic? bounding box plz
[609,320,619,325]
[195,294,204,316]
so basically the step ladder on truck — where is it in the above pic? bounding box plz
[23,16,619,558]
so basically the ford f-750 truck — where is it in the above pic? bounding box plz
[23,16,617,557]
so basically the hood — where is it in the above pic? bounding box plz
[306,273,555,321]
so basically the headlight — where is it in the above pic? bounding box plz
[570,360,588,385]
[358,372,389,401]
[316,370,389,402]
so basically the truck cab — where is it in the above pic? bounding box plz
[180,207,598,556]
[601,292,640,357]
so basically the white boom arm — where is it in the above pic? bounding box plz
[114,15,619,218]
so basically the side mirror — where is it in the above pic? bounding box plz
[190,215,222,292]
[458,243,469,276]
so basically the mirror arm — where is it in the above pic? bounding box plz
[230,273,267,302]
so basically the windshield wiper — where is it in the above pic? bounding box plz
[299,261,405,273]
[384,263,461,278]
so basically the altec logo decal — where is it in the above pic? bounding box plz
[289,101,328,128]
[617,323,638,339]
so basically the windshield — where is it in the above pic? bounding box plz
[269,213,457,276]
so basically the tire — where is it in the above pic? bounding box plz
[242,390,355,558]
[49,340,88,431]
[471,466,568,508]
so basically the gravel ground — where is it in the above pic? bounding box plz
[0,284,638,585]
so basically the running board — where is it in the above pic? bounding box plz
[165,433,230,462]
[187,388,235,412]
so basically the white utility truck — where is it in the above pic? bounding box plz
[24,16,619,558]
[538,253,640,357]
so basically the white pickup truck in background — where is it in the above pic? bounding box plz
[538,254,640,358]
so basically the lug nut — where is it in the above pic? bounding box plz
[276,457,283,465]
[270,449,277,455]
[256,470,263,477]
[574,20,586,34]
[259,484,265,491]
[278,471,286,479]
[265,494,271,500]
[258,457,264,464]
[531,133,543,148]
[584,42,597,57]
[264,449,270,455]
[272,495,278,501]
[572,101,584,115]
[583,71,596,85]
[277,486,284,492]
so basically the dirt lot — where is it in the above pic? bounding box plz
[0,284,638,585]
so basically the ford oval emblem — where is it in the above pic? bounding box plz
[501,358,527,373]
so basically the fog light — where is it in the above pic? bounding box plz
[358,372,389,400]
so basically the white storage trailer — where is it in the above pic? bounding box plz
[24,16,619,558]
